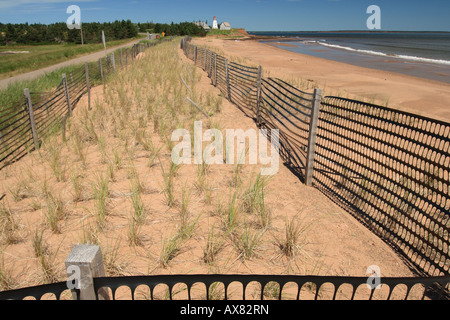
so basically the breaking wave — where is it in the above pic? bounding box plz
[306,41,450,66]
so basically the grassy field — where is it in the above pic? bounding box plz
[0,37,149,108]
[0,63,86,108]
[206,28,247,39]
[0,55,108,109]
[0,36,144,80]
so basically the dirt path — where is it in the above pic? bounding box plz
[0,38,143,90]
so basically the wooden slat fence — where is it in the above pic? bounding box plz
[314,96,450,277]
[0,39,171,171]
[181,37,450,280]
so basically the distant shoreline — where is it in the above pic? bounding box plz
[238,31,450,84]
[192,36,450,122]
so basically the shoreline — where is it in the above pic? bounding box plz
[195,37,450,122]
[258,39,450,85]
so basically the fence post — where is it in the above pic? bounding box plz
[305,88,322,186]
[65,244,110,300]
[208,50,212,78]
[194,46,197,65]
[62,73,72,116]
[225,58,231,101]
[99,58,105,89]
[204,48,207,71]
[120,48,124,68]
[256,66,263,126]
[84,62,91,110]
[214,53,218,87]
[24,88,39,150]
[111,52,116,74]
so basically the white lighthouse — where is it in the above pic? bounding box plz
[212,16,218,29]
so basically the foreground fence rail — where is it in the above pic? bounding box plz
[1,244,449,300]
[1,274,449,300]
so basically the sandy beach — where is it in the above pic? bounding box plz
[193,37,450,123]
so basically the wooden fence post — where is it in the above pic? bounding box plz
[65,244,110,300]
[305,88,322,186]
[84,62,91,110]
[256,65,263,126]
[99,58,105,89]
[120,48,124,68]
[214,53,218,87]
[208,50,212,78]
[225,58,231,101]
[194,46,197,65]
[111,52,116,74]
[204,48,207,71]
[62,74,72,116]
[24,88,40,151]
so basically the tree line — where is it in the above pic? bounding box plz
[0,20,138,45]
[137,22,206,37]
[0,21,205,45]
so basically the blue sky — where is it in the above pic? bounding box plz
[0,0,449,31]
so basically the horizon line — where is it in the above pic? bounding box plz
[1,20,449,33]
[247,30,450,33]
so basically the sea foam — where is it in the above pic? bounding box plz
[314,41,450,66]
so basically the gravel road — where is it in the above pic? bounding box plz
[0,38,143,90]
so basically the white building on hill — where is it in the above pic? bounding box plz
[195,21,210,32]
[220,21,231,30]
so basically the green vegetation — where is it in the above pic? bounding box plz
[206,28,245,38]
[0,36,139,108]
[0,37,142,80]
[137,21,206,37]
[0,20,138,46]
[0,63,81,107]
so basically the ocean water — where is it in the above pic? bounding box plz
[248,32,450,83]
